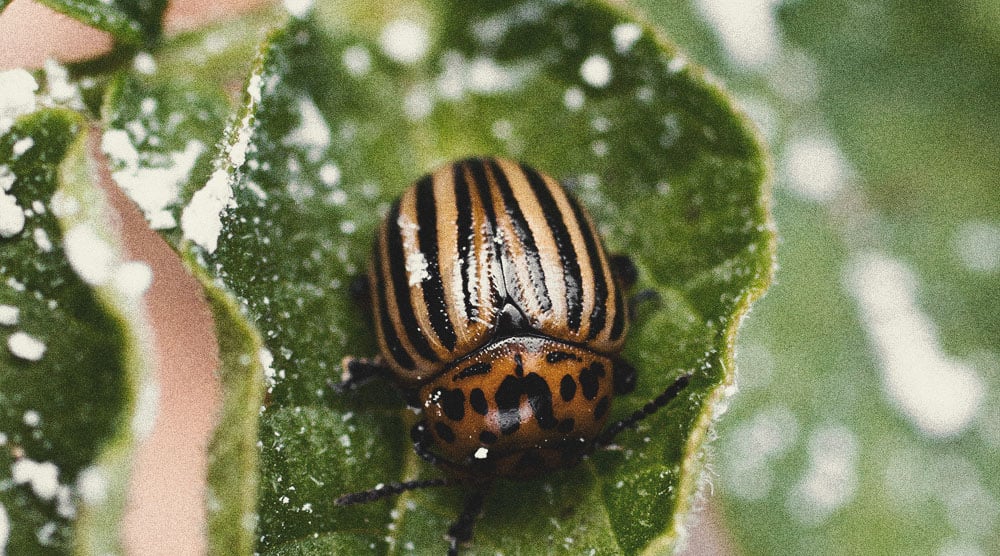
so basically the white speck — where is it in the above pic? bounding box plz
[0,166,14,191]
[181,168,236,253]
[491,119,513,141]
[847,253,985,437]
[591,140,608,157]
[0,305,18,326]
[33,228,52,252]
[140,97,157,115]
[101,129,139,166]
[260,347,277,385]
[64,225,116,285]
[319,163,341,187]
[338,434,351,448]
[342,46,372,77]
[49,190,78,217]
[23,410,40,426]
[283,0,313,18]
[43,60,79,105]
[0,192,25,238]
[782,133,850,202]
[474,447,489,459]
[697,0,781,68]
[36,521,57,546]
[466,58,516,94]
[77,466,108,505]
[11,458,60,500]
[939,539,986,556]
[563,87,585,111]
[667,55,687,74]
[380,20,430,64]
[8,331,46,361]
[0,501,9,554]
[55,484,74,518]
[114,261,153,298]
[397,213,428,286]
[404,85,434,121]
[0,68,38,135]
[12,137,34,157]
[786,424,857,524]
[953,221,1000,272]
[580,55,612,88]
[31,200,44,213]
[284,95,331,161]
[133,52,157,75]
[612,23,642,54]
[339,220,356,234]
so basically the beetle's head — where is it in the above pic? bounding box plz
[418,335,620,479]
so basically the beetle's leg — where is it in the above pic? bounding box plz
[594,372,693,448]
[329,356,388,392]
[411,420,447,467]
[349,274,371,306]
[609,254,638,289]
[447,488,488,556]
[612,358,637,395]
[334,478,450,505]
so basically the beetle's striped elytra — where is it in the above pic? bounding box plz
[370,157,628,387]
[336,157,692,555]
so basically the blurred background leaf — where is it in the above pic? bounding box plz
[632,0,1000,554]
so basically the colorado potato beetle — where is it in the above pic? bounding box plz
[335,157,691,554]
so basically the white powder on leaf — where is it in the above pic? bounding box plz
[11,458,59,500]
[181,168,235,253]
[63,225,116,285]
[0,68,39,135]
[11,138,33,157]
[0,501,9,554]
[380,20,430,64]
[0,192,25,238]
[0,305,18,326]
[8,331,46,361]
[580,55,612,88]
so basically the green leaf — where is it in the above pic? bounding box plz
[96,11,286,553]
[0,108,152,554]
[111,0,772,553]
[31,0,165,47]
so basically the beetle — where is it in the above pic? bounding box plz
[334,157,692,554]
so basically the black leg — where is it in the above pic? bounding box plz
[411,421,446,467]
[447,489,488,556]
[329,356,387,392]
[335,478,450,505]
[609,254,638,289]
[595,373,693,448]
[612,358,637,395]
[349,274,371,306]
[628,288,660,320]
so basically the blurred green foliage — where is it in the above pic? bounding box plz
[634,0,1000,554]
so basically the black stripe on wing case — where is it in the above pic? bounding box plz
[487,158,552,312]
[385,200,439,362]
[415,175,458,351]
[521,163,583,332]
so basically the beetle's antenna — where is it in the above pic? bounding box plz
[595,372,693,448]
[335,478,451,506]
[447,488,488,556]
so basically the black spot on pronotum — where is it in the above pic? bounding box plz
[479,430,498,444]
[437,388,465,421]
[469,388,489,415]
[495,372,557,434]
[594,396,610,420]
[579,362,605,400]
[560,374,576,402]
[434,422,456,443]
[557,418,575,433]
[454,362,491,381]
